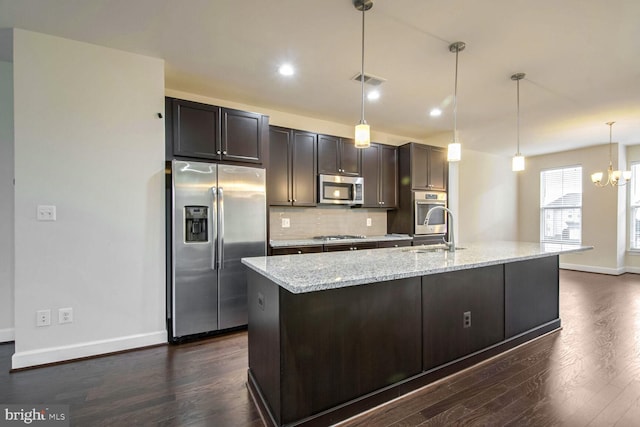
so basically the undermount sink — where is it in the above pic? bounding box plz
[403,245,466,253]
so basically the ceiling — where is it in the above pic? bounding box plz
[1,0,639,157]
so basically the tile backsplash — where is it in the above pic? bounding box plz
[269,207,388,240]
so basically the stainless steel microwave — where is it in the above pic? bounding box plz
[318,174,364,205]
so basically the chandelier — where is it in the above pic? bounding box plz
[591,122,631,187]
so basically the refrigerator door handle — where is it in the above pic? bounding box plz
[211,186,218,271]
[218,187,225,270]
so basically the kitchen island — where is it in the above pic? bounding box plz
[241,241,591,427]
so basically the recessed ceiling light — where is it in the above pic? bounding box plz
[367,90,380,101]
[278,63,295,76]
[430,108,442,117]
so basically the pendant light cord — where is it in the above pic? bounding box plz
[360,6,366,124]
[453,48,459,138]
[516,78,520,155]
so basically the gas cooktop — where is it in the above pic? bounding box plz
[312,235,367,241]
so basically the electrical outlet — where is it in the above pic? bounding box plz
[463,311,471,328]
[59,307,73,324]
[37,205,57,221]
[37,309,51,327]
[282,218,290,228]
[366,218,372,227]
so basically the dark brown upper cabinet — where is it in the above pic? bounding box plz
[267,126,317,207]
[317,134,361,176]
[170,98,266,165]
[401,143,447,192]
[361,143,398,208]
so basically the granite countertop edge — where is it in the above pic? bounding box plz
[243,241,593,294]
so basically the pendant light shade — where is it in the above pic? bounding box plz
[448,41,465,162]
[511,73,526,172]
[353,0,372,148]
[355,123,370,148]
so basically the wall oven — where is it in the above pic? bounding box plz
[318,174,364,205]
[414,191,447,235]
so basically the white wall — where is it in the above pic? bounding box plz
[457,149,518,243]
[518,145,623,274]
[0,57,15,343]
[12,29,166,369]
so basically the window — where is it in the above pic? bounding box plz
[629,162,640,249]
[540,166,582,244]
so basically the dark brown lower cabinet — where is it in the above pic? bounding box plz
[247,256,561,427]
[270,245,323,256]
[422,265,504,370]
[505,256,559,338]
[323,242,378,252]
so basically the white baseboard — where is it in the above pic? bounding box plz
[625,266,640,275]
[11,330,167,370]
[560,263,626,275]
[0,327,15,343]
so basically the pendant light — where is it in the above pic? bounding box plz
[511,73,526,172]
[353,0,372,148]
[591,122,632,187]
[447,41,465,162]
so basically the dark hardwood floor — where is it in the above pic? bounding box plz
[2,270,640,426]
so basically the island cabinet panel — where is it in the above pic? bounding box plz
[248,273,422,426]
[422,265,505,370]
[505,256,559,338]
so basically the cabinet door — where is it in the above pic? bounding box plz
[377,240,411,248]
[324,242,377,252]
[411,144,430,190]
[271,245,323,255]
[221,108,263,164]
[340,138,361,176]
[291,131,317,206]
[172,99,220,159]
[360,144,381,207]
[428,146,447,191]
[380,145,397,207]
[267,127,292,206]
[317,134,340,174]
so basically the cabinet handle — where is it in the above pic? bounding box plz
[216,150,221,155]
[223,151,227,155]
[297,250,302,254]
[382,201,385,205]
[394,244,398,247]
[293,199,297,202]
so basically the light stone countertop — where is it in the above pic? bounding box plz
[242,241,593,294]
[269,234,412,248]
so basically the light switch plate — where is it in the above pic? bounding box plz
[282,218,290,228]
[366,218,372,227]
[37,205,57,221]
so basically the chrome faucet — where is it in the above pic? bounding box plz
[424,206,455,252]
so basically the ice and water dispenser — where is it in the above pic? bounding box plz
[184,206,208,242]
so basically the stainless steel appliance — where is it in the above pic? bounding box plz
[318,174,364,205]
[414,191,447,235]
[169,160,266,341]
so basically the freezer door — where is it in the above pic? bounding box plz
[217,164,266,329]
[172,160,219,338]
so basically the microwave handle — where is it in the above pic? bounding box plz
[353,183,357,200]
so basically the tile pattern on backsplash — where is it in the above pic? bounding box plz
[269,206,387,240]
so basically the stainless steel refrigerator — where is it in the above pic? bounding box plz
[169,159,266,341]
